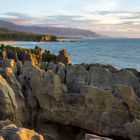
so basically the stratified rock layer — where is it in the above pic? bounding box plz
[0,124,44,140]
[0,46,140,140]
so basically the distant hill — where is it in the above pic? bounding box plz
[0,20,103,38]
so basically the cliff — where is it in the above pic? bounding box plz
[0,45,139,140]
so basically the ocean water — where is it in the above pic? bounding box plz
[3,38,140,70]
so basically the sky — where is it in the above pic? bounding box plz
[0,0,140,37]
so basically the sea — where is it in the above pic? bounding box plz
[2,38,140,70]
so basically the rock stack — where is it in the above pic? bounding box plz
[56,49,71,64]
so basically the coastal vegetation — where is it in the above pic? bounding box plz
[0,27,58,42]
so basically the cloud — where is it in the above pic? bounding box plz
[95,11,140,15]
[5,12,29,18]
[0,12,98,27]
[0,12,44,25]
[0,11,140,37]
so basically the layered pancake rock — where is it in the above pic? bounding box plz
[0,45,140,140]
[0,123,44,140]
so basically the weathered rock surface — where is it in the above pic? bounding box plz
[0,47,140,140]
[125,119,140,140]
[17,62,140,139]
[56,49,71,64]
[66,64,88,92]
[0,45,71,66]
[0,124,44,140]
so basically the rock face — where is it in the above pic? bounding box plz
[0,47,140,140]
[0,124,44,140]
[125,119,140,140]
[0,45,71,66]
[0,75,21,124]
[56,49,71,64]
[17,62,140,140]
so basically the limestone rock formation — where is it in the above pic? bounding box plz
[56,49,71,64]
[0,66,26,126]
[1,49,7,60]
[17,62,140,139]
[66,64,88,92]
[47,62,57,73]
[56,62,66,83]
[0,124,44,140]
[1,59,17,73]
[0,47,140,140]
[0,120,13,129]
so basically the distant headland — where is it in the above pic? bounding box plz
[0,27,58,42]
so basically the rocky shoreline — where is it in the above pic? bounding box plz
[0,45,140,140]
